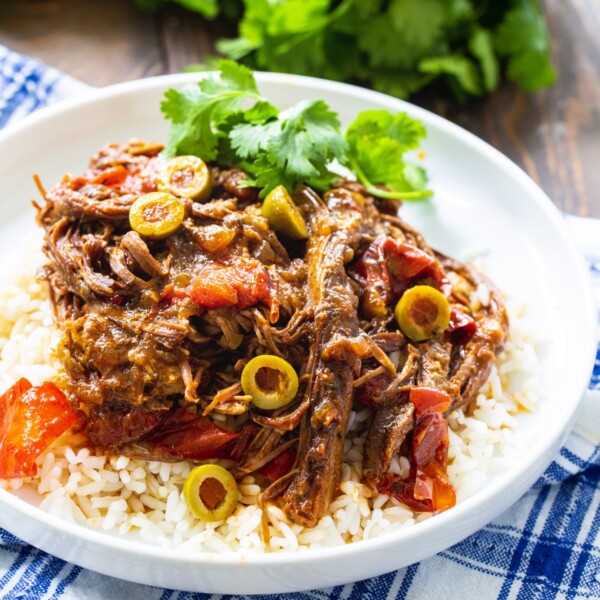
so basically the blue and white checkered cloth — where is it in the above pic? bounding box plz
[1,44,599,600]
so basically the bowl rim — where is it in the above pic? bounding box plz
[0,71,596,568]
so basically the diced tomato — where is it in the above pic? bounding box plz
[160,283,184,306]
[147,409,246,461]
[119,157,160,195]
[63,175,89,192]
[161,257,271,311]
[259,449,296,482]
[383,238,452,298]
[448,308,477,345]
[409,386,451,417]
[91,165,128,187]
[189,257,271,310]
[0,379,78,479]
[67,157,160,195]
[190,268,240,308]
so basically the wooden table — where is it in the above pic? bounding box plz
[1,0,599,217]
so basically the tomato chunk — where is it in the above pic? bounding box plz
[91,165,128,187]
[190,257,271,310]
[0,380,78,479]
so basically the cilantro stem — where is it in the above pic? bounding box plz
[349,157,433,201]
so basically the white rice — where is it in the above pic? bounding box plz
[0,236,542,554]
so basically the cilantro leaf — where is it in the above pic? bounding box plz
[494,0,556,91]
[345,110,431,200]
[346,110,426,154]
[270,101,347,176]
[175,0,218,18]
[135,0,218,18]
[469,28,499,92]
[229,119,281,159]
[230,99,347,195]
[388,0,448,58]
[358,15,417,71]
[161,60,264,159]
[419,55,482,96]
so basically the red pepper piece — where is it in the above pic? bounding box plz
[409,386,451,417]
[379,473,434,512]
[86,405,163,448]
[413,468,434,502]
[107,294,125,306]
[422,462,456,511]
[412,412,449,468]
[379,410,455,513]
[350,236,452,318]
[0,380,78,479]
[383,239,435,280]
[147,409,244,461]
[349,239,391,318]
[225,425,256,463]
[355,369,393,409]
[0,378,31,422]
[448,308,477,345]
[259,449,297,482]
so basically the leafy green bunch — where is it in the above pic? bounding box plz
[138,0,555,100]
[162,60,431,199]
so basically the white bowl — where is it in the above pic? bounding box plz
[0,73,595,594]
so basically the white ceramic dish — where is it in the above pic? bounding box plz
[0,73,595,594]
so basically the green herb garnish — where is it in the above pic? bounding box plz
[139,0,555,100]
[161,61,432,200]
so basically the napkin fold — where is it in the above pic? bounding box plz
[0,44,599,600]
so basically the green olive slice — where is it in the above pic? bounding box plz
[262,185,308,240]
[394,285,450,342]
[157,155,212,201]
[129,192,185,239]
[183,464,239,522]
[241,354,299,410]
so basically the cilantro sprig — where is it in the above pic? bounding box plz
[161,61,432,200]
